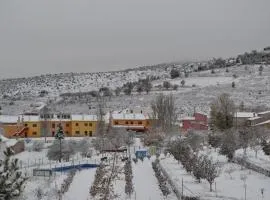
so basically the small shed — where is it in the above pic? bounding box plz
[135,149,147,159]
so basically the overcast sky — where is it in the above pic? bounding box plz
[0,0,270,79]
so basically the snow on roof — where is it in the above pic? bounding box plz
[21,115,40,122]
[136,149,147,152]
[0,115,19,123]
[254,120,270,126]
[234,112,257,118]
[112,113,146,120]
[258,111,270,115]
[180,117,196,121]
[71,114,97,121]
[247,116,262,121]
[112,125,145,129]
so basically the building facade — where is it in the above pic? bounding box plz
[0,113,97,138]
[180,113,208,133]
[111,113,150,132]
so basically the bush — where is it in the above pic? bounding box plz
[170,69,180,79]
[32,141,44,152]
[163,81,171,90]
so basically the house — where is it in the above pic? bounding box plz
[180,113,208,133]
[111,113,150,132]
[233,112,257,127]
[234,111,270,128]
[247,111,270,128]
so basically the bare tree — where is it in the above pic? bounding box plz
[151,93,177,132]
[95,96,107,136]
[142,76,152,94]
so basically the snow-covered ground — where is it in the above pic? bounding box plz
[236,147,270,171]
[63,169,96,200]
[21,173,67,200]
[132,159,164,200]
[160,155,270,200]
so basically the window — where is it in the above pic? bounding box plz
[52,123,55,128]
[76,123,79,126]
[89,131,92,137]
[89,123,92,126]
[131,121,134,125]
[24,124,28,127]
[138,121,142,125]
[125,121,128,125]
[66,131,69,135]
[85,131,87,136]
[66,123,69,127]
[75,131,80,134]
[85,123,88,126]
[33,124,37,127]
[57,115,60,119]
[115,121,119,125]
[32,132,37,135]
[40,115,44,119]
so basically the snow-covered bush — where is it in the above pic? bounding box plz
[59,170,76,194]
[124,160,133,196]
[152,159,170,197]
[32,140,44,152]
[47,140,75,162]
[90,164,106,197]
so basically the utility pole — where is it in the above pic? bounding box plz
[244,183,247,200]
[181,178,184,200]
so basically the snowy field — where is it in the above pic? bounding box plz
[1,64,270,117]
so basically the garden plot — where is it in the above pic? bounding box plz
[160,155,270,200]
[20,173,67,200]
[235,147,270,171]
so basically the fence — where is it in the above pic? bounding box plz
[158,161,200,200]
[233,157,270,177]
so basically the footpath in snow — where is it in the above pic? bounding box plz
[132,158,164,200]
[63,168,96,200]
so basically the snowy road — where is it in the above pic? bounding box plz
[132,159,164,200]
[63,169,96,200]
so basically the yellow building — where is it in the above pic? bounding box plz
[0,113,97,138]
[71,115,97,137]
[111,113,150,131]
[23,115,41,137]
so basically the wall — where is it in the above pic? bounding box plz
[24,121,41,137]
[71,121,96,137]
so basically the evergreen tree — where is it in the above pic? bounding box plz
[170,69,180,79]
[0,148,27,200]
[55,123,65,162]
